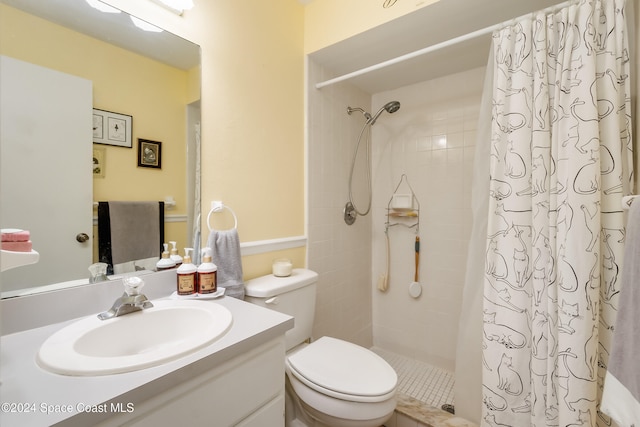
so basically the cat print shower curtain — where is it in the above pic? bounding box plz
[481,0,633,426]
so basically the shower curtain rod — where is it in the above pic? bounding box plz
[314,0,572,90]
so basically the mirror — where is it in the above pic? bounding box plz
[0,0,201,297]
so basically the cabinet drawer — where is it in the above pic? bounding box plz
[236,394,284,427]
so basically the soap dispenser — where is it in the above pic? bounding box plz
[156,243,176,270]
[176,248,196,295]
[197,247,217,294]
[169,241,183,267]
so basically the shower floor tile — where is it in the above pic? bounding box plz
[372,347,455,409]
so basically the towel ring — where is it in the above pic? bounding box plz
[207,202,238,232]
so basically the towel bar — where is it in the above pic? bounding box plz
[93,199,176,209]
[207,201,238,231]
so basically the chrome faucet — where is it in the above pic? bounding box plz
[98,276,153,320]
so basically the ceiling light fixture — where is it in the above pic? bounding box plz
[85,0,121,13]
[150,0,194,15]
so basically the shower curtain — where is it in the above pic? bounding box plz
[479,1,633,426]
[191,122,202,264]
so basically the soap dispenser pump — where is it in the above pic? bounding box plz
[197,247,217,294]
[169,241,183,266]
[176,248,196,295]
[156,243,176,270]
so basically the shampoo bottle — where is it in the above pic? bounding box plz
[197,247,217,294]
[176,248,196,295]
[156,243,177,270]
[169,241,183,267]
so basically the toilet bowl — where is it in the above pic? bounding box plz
[244,269,398,427]
[286,337,397,426]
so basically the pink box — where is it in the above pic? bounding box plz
[1,240,33,252]
[1,229,30,242]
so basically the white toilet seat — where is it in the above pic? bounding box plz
[286,336,397,403]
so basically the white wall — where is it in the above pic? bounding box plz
[370,67,485,371]
[307,59,373,348]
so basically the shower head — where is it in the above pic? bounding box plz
[368,101,400,125]
[384,101,401,114]
[347,101,400,125]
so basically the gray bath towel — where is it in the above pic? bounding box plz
[601,200,640,424]
[98,201,163,274]
[206,229,244,299]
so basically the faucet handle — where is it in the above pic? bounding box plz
[88,262,109,283]
[123,276,145,296]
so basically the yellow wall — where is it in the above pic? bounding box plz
[0,4,193,257]
[187,66,201,104]
[101,0,307,279]
[303,0,439,54]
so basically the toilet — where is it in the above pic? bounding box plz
[244,269,397,427]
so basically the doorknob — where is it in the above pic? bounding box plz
[76,233,90,243]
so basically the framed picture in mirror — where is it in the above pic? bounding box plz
[93,109,133,148]
[138,138,162,169]
[93,146,105,178]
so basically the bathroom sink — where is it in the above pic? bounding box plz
[37,299,232,376]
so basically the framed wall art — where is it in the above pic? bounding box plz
[93,109,132,148]
[92,146,106,178]
[138,138,162,169]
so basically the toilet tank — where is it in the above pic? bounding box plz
[244,268,318,351]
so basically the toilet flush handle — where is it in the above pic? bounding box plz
[265,297,279,305]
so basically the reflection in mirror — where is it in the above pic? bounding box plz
[0,0,201,298]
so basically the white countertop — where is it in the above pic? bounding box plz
[0,295,293,427]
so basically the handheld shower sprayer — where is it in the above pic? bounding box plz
[368,101,401,125]
[344,100,401,225]
[346,101,400,125]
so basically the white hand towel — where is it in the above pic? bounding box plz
[206,229,244,299]
[601,201,640,425]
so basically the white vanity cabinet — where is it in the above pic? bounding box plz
[97,338,286,427]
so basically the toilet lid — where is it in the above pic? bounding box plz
[287,337,397,398]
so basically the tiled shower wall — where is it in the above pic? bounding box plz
[306,59,374,348]
[370,67,485,371]
[306,59,486,368]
